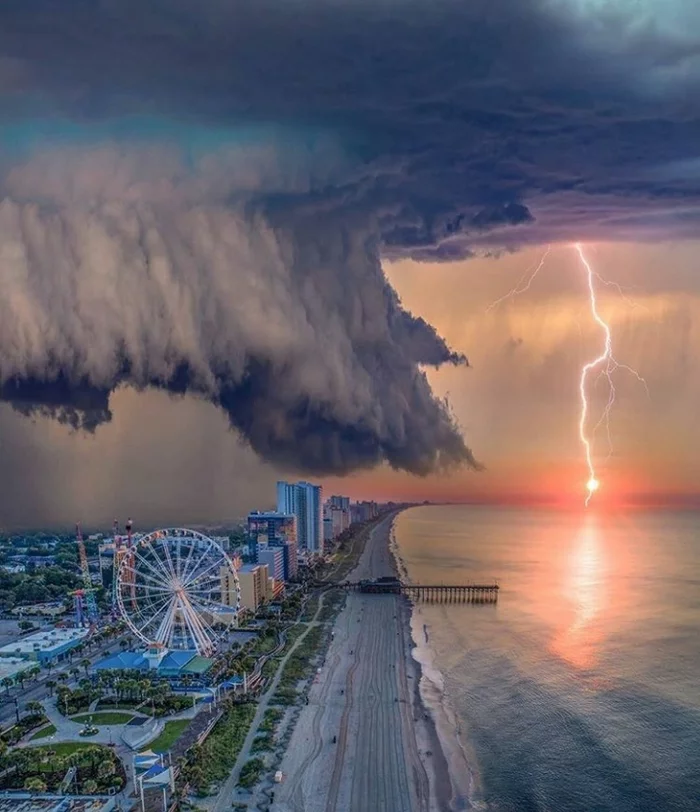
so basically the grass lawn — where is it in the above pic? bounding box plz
[30,724,57,740]
[37,742,99,757]
[72,711,134,725]
[148,719,190,753]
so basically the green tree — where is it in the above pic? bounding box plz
[80,658,91,677]
[46,679,56,697]
[24,700,43,716]
[97,760,115,779]
[1,676,13,694]
[24,777,47,793]
[82,779,98,794]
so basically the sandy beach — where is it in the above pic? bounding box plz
[271,512,455,812]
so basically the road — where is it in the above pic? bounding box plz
[273,514,430,812]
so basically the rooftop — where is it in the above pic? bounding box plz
[0,657,36,680]
[0,795,114,812]
[94,649,212,676]
[93,651,147,671]
[0,628,89,657]
[239,563,261,573]
[182,655,213,675]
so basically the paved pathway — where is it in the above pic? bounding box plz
[209,593,328,812]
[24,697,160,747]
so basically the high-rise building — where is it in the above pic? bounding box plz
[248,511,296,546]
[257,544,284,583]
[280,540,298,581]
[276,481,323,553]
[323,516,333,543]
[247,511,298,580]
[330,507,351,537]
[276,482,297,515]
[237,563,271,612]
[322,494,351,542]
[328,495,351,511]
[350,500,379,524]
[220,566,241,612]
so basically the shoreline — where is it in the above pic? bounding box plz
[396,574,456,811]
[389,512,479,812]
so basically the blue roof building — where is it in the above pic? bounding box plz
[93,649,213,678]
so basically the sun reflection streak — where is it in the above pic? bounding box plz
[552,516,606,670]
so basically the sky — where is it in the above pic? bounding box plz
[1,0,700,528]
[336,241,700,507]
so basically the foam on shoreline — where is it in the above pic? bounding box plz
[389,515,482,812]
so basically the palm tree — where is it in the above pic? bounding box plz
[137,679,151,702]
[46,679,57,697]
[80,658,91,677]
[97,760,115,780]
[24,700,43,716]
[1,677,13,695]
[70,666,80,683]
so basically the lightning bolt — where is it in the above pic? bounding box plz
[574,243,648,506]
[485,246,551,313]
[487,243,648,506]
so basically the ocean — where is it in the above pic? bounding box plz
[393,505,700,812]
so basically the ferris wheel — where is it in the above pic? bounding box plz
[115,528,240,657]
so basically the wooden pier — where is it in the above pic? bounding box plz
[335,578,499,604]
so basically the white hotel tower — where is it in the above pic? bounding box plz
[276,480,323,553]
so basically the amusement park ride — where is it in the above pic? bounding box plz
[74,519,242,659]
[71,523,99,628]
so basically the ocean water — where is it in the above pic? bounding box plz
[394,505,700,812]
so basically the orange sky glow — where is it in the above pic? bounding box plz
[323,241,700,509]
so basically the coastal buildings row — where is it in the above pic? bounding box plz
[232,482,381,612]
[88,486,381,623]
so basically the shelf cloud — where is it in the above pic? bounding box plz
[0,0,698,475]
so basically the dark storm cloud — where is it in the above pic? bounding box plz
[0,0,699,476]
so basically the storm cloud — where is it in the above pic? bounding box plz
[0,0,699,476]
